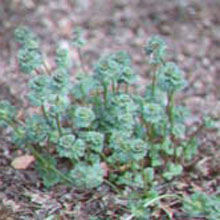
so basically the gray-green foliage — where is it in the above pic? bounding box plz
[2,27,216,217]
[14,26,42,74]
[108,131,147,164]
[14,26,39,48]
[163,163,183,180]
[36,156,61,188]
[69,162,104,189]
[158,62,186,93]
[183,191,220,220]
[0,100,15,125]
[25,114,49,143]
[17,48,42,74]
[144,36,166,64]
[57,134,85,160]
[50,69,70,95]
[72,72,97,99]
[27,75,50,106]
[79,131,104,153]
[94,51,135,87]
[72,27,86,48]
[55,47,69,69]
[74,106,95,128]
[143,103,164,124]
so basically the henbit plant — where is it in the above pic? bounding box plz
[0,26,218,218]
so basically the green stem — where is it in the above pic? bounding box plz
[146,123,155,167]
[6,120,20,135]
[56,113,62,136]
[141,169,149,194]
[160,57,166,66]
[167,91,177,163]
[46,137,51,156]
[125,83,129,94]
[149,123,155,143]
[41,104,50,124]
[167,92,174,133]
[79,83,86,102]
[152,70,157,98]
[103,84,108,108]
[144,194,178,208]
[94,89,102,111]
[103,179,120,194]
[77,47,86,73]
[112,80,116,94]
[27,145,74,184]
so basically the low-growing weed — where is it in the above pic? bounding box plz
[0,26,219,219]
[182,191,220,220]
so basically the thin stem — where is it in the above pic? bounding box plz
[103,179,120,194]
[77,47,86,73]
[103,84,108,108]
[46,137,51,156]
[6,119,20,135]
[167,91,177,163]
[111,80,116,94]
[141,169,149,194]
[167,91,174,133]
[148,124,156,167]
[144,194,178,208]
[125,83,129,94]
[151,67,157,98]
[149,123,155,143]
[41,104,50,125]
[160,57,166,66]
[152,74,156,97]
[56,113,62,136]
[93,89,102,113]
[27,145,74,184]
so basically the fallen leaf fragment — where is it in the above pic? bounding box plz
[11,155,35,170]
[100,162,108,177]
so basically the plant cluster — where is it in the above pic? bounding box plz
[182,191,220,220]
[0,27,218,219]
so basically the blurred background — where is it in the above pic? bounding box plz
[0,0,220,116]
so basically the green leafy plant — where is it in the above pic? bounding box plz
[57,134,85,160]
[0,26,218,218]
[182,191,220,220]
[69,162,104,189]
